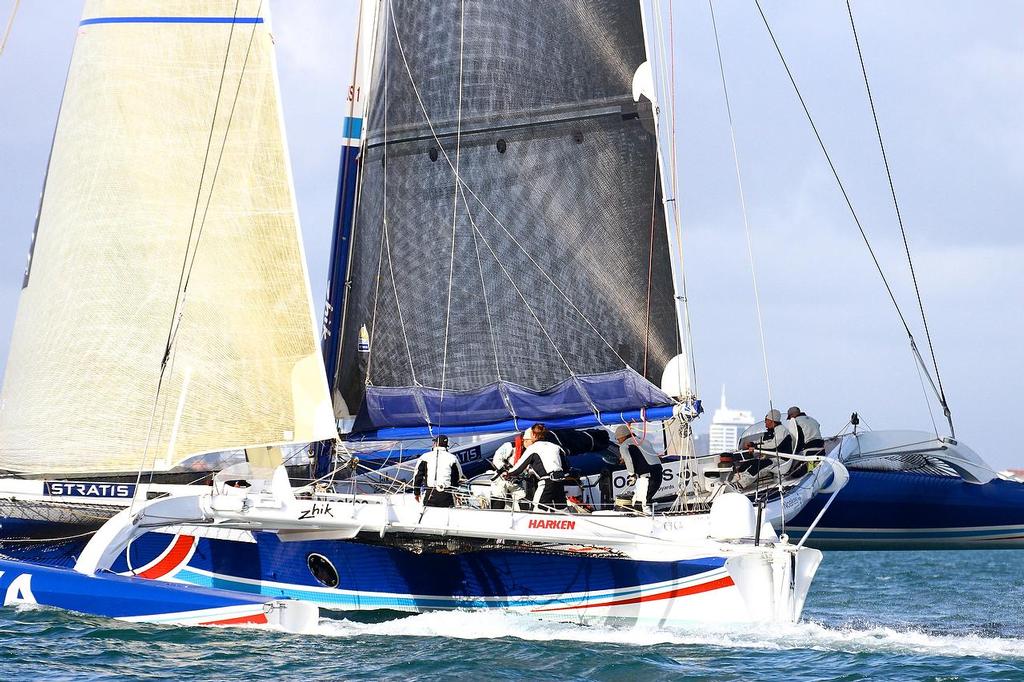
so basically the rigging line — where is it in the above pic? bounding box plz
[752,0,914,340]
[910,342,940,438]
[384,217,418,385]
[130,1,246,513]
[667,0,699,399]
[363,211,388,384]
[325,0,367,356]
[642,148,659,378]
[0,0,18,56]
[469,215,503,382]
[440,0,465,406]
[459,189,580,382]
[377,13,417,386]
[364,4,392,386]
[846,0,953,437]
[709,0,773,409]
[147,1,266,484]
[333,0,385,385]
[158,0,243,374]
[386,6,630,371]
[171,0,266,350]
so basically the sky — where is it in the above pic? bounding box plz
[0,1,1021,468]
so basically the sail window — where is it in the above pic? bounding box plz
[428,147,439,162]
[306,553,339,588]
[495,138,507,154]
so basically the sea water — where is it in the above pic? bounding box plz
[1,550,1022,680]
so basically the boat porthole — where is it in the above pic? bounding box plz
[496,138,507,154]
[307,553,339,588]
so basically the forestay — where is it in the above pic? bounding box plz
[0,0,336,475]
[335,0,682,436]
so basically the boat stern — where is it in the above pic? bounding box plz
[725,543,823,623]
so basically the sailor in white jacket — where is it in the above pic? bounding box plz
[615,424,663,513]
[412,435,464,508]
[488,442,519,509]
[505,425,568,509]
[786,406,824,452]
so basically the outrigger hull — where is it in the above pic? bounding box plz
[0,556,318,630]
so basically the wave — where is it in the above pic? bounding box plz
[315,610,1024,660]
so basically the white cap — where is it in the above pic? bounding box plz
[614,424,632,441]
[765,409,782,422]
[522,427,534,440]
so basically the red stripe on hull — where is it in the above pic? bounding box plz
[534,575,735,613]
[138,535,196,580]
[199,612,269,626]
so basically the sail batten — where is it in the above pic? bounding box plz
[0,0,335,475]
[335,0,680,434]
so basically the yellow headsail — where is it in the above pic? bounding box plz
[0,1,336,474]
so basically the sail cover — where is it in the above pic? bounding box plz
[335,0,680,436]
[0,0,336,475]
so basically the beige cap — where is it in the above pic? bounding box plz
[614,424,632,441]
[765,409,783,422]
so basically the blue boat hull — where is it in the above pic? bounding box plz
[1,531,741,620]
[0,556,316,628]
[789,470,1024,549]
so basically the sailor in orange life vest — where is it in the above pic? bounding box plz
[614,424,663,513]
[412,434,464,508]
[504,424,569,510]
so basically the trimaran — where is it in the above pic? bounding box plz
[0,0,847,630]
[0,0,1016,633]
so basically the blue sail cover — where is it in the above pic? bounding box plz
[351,369,675,440]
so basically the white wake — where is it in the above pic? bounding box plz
[315,610,1024,660]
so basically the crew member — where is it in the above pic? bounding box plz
[614,424,663,513]
[489,442,517,509]
[505,424,568,509]
[786,406,824,452]
[412,435,464,508]
[734,409,795,487]
[785,406,824,476]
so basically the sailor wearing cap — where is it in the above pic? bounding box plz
[748,409,795,455]
[614,424,663,514]
[786,406,824,453]
[505,424,568,509]
[734,409,795,488]
[412,434,464,508]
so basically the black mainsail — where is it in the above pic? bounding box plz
[333,0,684,438]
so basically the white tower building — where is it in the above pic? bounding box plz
[708,386,756,454]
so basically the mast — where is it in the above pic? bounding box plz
[315,0,380,477]
[637,0,696,404]
[321,0,379,416]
